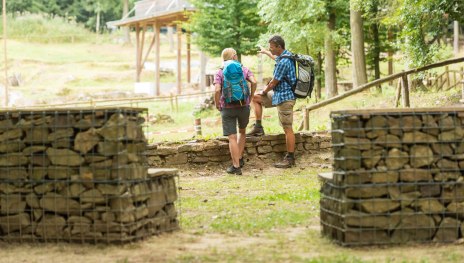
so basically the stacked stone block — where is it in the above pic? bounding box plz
[147,133,331,166]
[0,108,178,243]
[321,109,464,245]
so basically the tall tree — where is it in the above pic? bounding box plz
[350,0,367,89]
[258,0,348,99]
[190,0,266,62]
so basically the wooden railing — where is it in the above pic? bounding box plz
[0,90,214,112]
[299,57,464,131]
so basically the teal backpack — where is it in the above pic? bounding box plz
[222,61,249,105]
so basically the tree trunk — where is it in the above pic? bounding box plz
[325,12,337,98]
[96,12,100,34]
[350,8,367,89]
[316,51,322,100]
[122,0,131,45]
[454,21,459,56]
[388,28,394,85]
[372,22,381,91]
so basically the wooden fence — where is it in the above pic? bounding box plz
[0,90,214,112]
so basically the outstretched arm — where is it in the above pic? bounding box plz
[258,45,276,60]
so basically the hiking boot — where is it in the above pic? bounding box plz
[239,157,245,168]
[274,156,295,168]
[247,124,265,136]
[226,165,242,175]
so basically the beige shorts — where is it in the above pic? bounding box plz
[261,91,295,128]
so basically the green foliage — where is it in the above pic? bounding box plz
[190,0,266,60]
[393,0,462,68]
[0,13,93,43]
[2,0,135,32]
[257,0,326,55]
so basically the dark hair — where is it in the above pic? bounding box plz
[268,35,285,49]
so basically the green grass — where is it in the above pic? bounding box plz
[179,169,321,234]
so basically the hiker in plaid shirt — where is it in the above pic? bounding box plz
[248,35,297,168]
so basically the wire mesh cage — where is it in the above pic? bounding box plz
[0,107,179,243]
[321,108,464,245]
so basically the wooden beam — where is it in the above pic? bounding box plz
[138,24,147,80]
[135,25,141,82]
[155,23,161,96]
[141,30,157,68]
[176,22,182,94]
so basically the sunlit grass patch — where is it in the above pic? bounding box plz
[179,170,321,234]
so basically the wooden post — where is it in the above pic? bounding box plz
[257,54,263,84]
[200,51,207,92]
[2,0,8,107]
[395,78,402,107]
[460,80,464,103]
[461,67,464,83]
[170,93,174,112]
[155,23,161,96]
[176,23,182,95]
[186,31,191,84]
[401,74,410,107]
[446,66,450,89]
[135,25,141,82]
[303,109,310,131]
[194,118,202,136]
[175,95,179,112]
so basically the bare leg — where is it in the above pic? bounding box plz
[283,126,295,153]
[251,94,263,121]
[228,134,240,167]
[238,128,246,158]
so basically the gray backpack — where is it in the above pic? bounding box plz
[281,54,315,98]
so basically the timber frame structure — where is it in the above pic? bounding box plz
[108,0,195,96]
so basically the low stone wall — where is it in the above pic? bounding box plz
[321,108,464,245]
[146,132,332,166]
[0,108,178,243]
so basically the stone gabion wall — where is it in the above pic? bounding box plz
[0,108,178,243]
[146,133,331,166]
[321,108,464,245]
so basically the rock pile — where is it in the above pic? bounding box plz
[146,133,331,166]
[0,108,178,243]
[321,109,464,245]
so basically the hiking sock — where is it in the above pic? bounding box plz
[256,120,262,127]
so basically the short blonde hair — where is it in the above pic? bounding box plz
[221,48,237,61]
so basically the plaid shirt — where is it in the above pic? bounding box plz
[272,50,296,105]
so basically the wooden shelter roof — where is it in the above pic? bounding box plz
[108,0,195,27]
